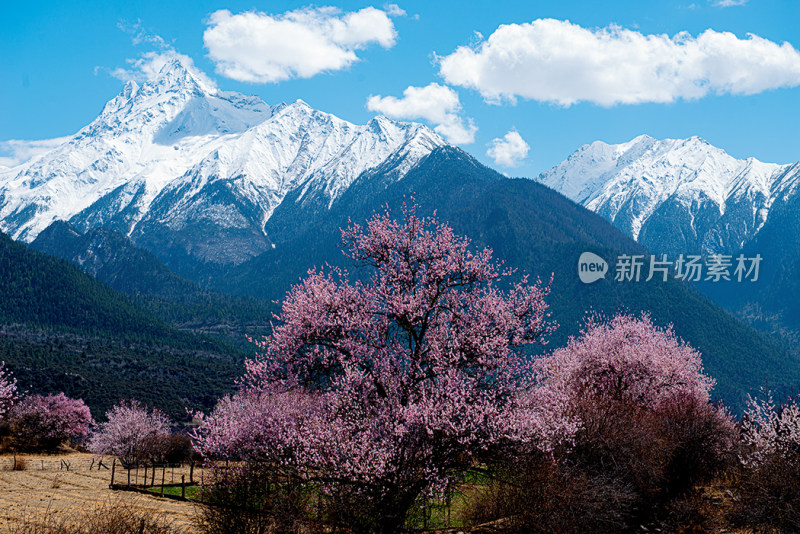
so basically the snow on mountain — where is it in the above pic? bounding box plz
[537,135,800,256]
[0,59,445,265]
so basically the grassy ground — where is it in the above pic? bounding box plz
[146,485,203,501]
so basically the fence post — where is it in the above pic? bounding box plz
[189,462,194,485]
[110,459,116,488]
[448,487,452,526]
[181,475,185,499]
[160,466,166,497]
[127,465,131,487]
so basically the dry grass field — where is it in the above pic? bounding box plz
[0,453,757,534]
[0,453,201,533]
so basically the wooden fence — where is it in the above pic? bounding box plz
[3,455,113,472]
[109,459,199,501]
[105,459,463,529]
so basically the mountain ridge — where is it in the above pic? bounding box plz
[30,220,274,347]
[0,58,446,271]
[537,134,799,257]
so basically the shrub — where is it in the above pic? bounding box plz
[537,314,716,411]
[463,454,637,534]
[729,394,800,532]
[194,462,315,534]
[8,393,92,451]
[153,434,195,464]
[468,314,736,531]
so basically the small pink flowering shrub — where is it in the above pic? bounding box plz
[193,204,562,533]
[729,394,800,531]
[9,392,93,451]
[542,314,734,489]
[538,313,715,410]
[740,393,800,465]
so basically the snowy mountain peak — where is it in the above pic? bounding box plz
[538,135,798,256]
[146,58,218,96]
[121,79,139,99]
[0,66,447,266]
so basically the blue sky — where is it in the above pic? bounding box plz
[1,0,798,176]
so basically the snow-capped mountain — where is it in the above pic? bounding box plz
[0,59,445,266]
[537,135,800,256]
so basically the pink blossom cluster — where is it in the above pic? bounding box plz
[192,387,324,466]
[535,313,715,411]
[89,399,171,465]
[741,392,800,466]
[9,392,93,444]
[0,361,17,418]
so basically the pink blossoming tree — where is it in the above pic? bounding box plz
[194,204,560,532]
[9,392,93,450]
[89,399,171,465]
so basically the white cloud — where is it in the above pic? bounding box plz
[117,20,169,48]
[0,137,71,168]
[204,6,401,83]
[366,83,477,144]
[438,19,800,106]
[713,0,748,6]
[487,130,529,167]
[384,4,406,17]
[105,22,218,91]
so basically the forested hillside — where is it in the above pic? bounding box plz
[0,231,243,419]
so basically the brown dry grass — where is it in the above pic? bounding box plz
[0,453,765,534]
[0,453,201,533]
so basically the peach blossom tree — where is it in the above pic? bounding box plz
[9,392,92,449]
[89,399,171,465]
[194,205,561,532]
